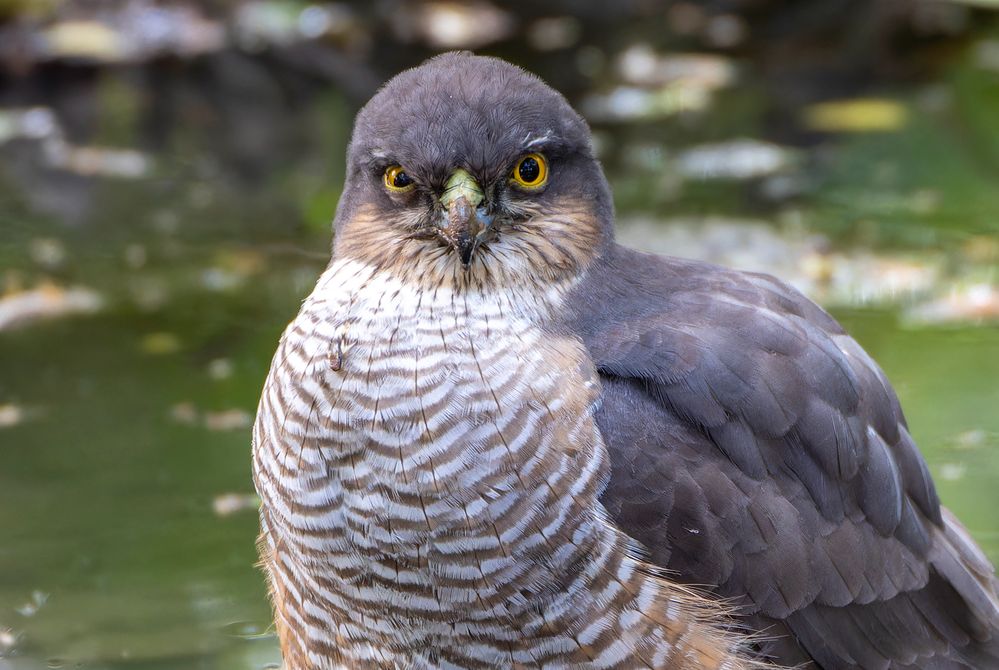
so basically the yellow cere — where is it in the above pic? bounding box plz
[511,153,548,189]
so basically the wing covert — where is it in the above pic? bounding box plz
[563,246,999,666]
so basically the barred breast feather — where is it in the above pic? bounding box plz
[253,258,756,669]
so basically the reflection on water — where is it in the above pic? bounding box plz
[2,8,999,669]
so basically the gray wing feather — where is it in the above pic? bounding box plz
[565,246,999,667]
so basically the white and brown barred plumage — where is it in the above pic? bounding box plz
[254,53,999,669]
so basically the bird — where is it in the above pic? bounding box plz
[252,52,999,669]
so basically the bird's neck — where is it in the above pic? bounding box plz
[253,258,753,669]
[322,253,582,321]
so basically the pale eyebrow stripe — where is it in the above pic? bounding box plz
[524,132,554,149]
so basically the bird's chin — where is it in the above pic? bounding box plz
[406,234,512,288]
[433,203,497,269]
[435,231,498,271]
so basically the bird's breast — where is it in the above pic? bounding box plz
[253,258,607,611]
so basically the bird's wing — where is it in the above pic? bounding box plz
[566,246,999,667]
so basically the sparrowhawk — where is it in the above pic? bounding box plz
[253,52,999,669]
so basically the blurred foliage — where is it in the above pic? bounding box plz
[0,0,56,20]
[807,37,999,245]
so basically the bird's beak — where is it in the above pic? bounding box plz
[438,168,493,267]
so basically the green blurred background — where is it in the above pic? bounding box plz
[1,1,998,668]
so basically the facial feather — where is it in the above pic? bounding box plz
[335,196,605,291]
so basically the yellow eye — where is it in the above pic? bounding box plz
[384,165,415,192]
[511,153,548,189]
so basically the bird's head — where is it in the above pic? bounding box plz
[331,52,614,291]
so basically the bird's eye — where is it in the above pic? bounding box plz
[384,165,415,192]
[511,153,548,190]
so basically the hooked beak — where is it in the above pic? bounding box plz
[438,168,493,267]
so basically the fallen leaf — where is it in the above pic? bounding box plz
[46,142,151,179]
[804,98,909,132]
[906,283,999,325]
[0,626,17,652]
[213,493,261,517]
[170,402,199,426]
[0,405,27,429]
[616,46,735,89]
[940,463,967,482]
[676,139,796,180]
[401,1,514,49]
[15,591,48,618]
[207,358,234,380]
[43,21,123,61]
[203,409,252,431]
[140,332,181,355]
[0,284,103,332]
[953,429,989,450]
